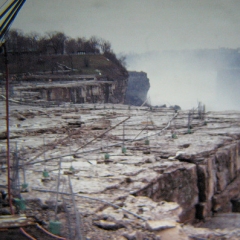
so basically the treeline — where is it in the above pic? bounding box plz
[5,29,126,68]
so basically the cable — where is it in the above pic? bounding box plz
[0,111,178,169]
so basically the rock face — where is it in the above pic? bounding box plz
[133,162,198,223]
[10,74,128,104]
[125,71,150,106]
[171,136,240,221]
[3,53,129,105]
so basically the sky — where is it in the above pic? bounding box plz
[3,0,240,110]
[7,0,240,54]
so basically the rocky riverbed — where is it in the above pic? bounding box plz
[1,102,240,239]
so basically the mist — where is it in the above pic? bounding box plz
[126,50,240,111]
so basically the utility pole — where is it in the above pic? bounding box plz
[3,43,14,214]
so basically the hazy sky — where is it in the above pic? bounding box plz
[8,0,240,54]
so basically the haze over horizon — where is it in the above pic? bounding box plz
[3,0,240,110]
[126,51,234,111]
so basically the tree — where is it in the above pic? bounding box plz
[117,54,127,68]
[81,36,100,54]
[76,37,85,52]
[100,39,111,53]
[46,31,67,54]
[38,36,48,54]
[88,36,100,53]
[26,32,40,52]
[65,38,78,54]
[6,29,25,53]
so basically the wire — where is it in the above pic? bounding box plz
[0,111,178,169]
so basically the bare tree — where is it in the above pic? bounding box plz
[26,32,40,52]
[118,54,127,68]
[65,38,78,54]
[6,29,25,52]
[76,37,85,52]
[46,31,68,54]
[88,36,100,53]
[100,39,111,53]
[38,36,49,54]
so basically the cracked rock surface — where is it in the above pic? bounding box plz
[1,102,240,239]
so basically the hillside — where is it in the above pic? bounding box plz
[0,30,129,105]
[0,30,128,80]
[0,52,128,104]
[1,53,127,79]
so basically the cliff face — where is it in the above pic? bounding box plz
[125,71,150,106]
[13,76,128,104]
[4,53,129,104]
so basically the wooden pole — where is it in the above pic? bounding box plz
[3,43,13,214]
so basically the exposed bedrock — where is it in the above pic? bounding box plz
[132,140,240,223]
[2,102,240,238]
[180,140,240,221]
[192,141,240,220]
[124,71,150,106]
[133,162,198,223]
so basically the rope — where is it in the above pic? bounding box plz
[1,111,179,169]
